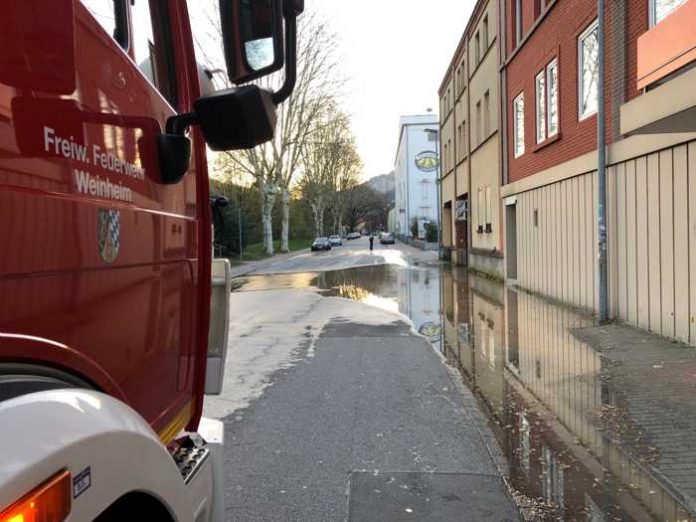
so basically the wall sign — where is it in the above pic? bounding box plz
[455,200,468,221]
[414,151,439,172]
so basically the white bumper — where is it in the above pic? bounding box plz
[0,390,225,521]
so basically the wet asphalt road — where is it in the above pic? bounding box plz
[206,237,696,521]
[251,236,431,275]
[204,240,518,521]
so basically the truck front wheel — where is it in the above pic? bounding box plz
[95,492,174,522]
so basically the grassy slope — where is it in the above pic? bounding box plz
[240,238,313,262]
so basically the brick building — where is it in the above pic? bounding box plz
[440,0,696,345]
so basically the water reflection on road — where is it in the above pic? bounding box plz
[234,263,696,521]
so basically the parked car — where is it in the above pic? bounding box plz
[311,237,332,251]
[346,232,361,240]
[380,232,395,245]
[329,235,343,246]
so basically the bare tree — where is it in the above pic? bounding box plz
[343,185,388,232]
[327,153,361,235]
[195,8,342,255]
[299,106,361,237]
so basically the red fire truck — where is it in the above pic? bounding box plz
[0,0,302,520]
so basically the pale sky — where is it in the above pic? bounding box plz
[190,0,475,181]
[310,0,475,180]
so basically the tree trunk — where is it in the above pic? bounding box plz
[280,188,290,253]
[261,184,276,256]
[311,202,323,238]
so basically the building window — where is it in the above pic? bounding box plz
[137,1,178,106]
[650,0,687,25]
[515,0,523,44]
[547,59,559,136]
[534,58,559,146]
[444,143,448,171]
[80,0,128,49]
[457,124,463,160]
[477,188,484,232]
[457,60,466,95]
[448,138,453,170]
[578,20,599,120]
[475,32,481,65]
[513,93,525,157]
[535,71,546,143]
[483,15,489,49]
[476,100,482,146]
[485,185,492,232]
[484,90,491,138]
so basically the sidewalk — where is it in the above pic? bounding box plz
[206,287,519,521]
[573,323,696,513]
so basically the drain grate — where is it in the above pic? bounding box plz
[347,471,518,521]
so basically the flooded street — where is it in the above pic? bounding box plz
[234,260,696,521]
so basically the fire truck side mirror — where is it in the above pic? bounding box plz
[193,85,278,151]
[159,0,305,173]
[220,0,304,105]
[220,0,285,84]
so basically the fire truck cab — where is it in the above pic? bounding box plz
[0,0,302,520]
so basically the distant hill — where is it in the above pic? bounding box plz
[364,171,395,203]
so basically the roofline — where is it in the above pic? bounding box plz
[394,120,439,166]
[438,0,496,95]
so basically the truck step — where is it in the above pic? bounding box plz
[173,442,211,485]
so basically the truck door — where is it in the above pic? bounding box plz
[0,0,198,439]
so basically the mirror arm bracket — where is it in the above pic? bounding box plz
[157,112,197,185]
[166,112,198,136]
[271,9,298,106]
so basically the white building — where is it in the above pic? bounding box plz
[393,114,440,239]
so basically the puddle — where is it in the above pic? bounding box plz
[234,264,443,349]
[233,265,696,521]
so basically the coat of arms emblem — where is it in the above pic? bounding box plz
[97,209,121,263]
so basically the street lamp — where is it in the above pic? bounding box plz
[424,128,442,260]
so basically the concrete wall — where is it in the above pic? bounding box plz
[394,129,409,236]
[511,169,599,312]
[406,122,440,225]
[471,135,501,251]
[442,105,456,179]
[394,116,440,237]
[507,138,696,346]
[442,205,453,248]
[608,142,696,345]
[442,172,456,249]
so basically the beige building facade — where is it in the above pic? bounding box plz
[439,0,504,278]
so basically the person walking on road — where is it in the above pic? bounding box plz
[369,234,374,252]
